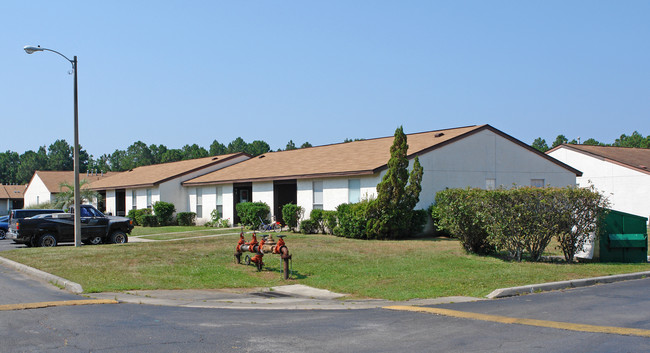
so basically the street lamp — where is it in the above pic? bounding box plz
[24,45,81,247]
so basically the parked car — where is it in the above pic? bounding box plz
[7,205,133,247]
[0,215,8,240]
[7,209,65,243]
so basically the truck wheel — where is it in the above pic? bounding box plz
[83,236,103,245]
[0,229,5,240]
[38,234,57,247]
[110,231,128,244]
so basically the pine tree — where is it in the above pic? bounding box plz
[366,126,424,239]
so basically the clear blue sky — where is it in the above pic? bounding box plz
[2,1,648,158]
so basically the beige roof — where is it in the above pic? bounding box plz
[0,184,27,199]
[31,171,119,194]
[89,153,247,190]
[184,125,581,186]
[548,144,650,175]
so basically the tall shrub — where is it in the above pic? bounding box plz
[282,203,303,232]
[366,126,424,239]
[556,186,610,262]
[236,202,270,229]
[334,201,372,239]
[153,201,176,226]
[433,188,493,255]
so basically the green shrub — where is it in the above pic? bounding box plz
[323,210,337,235]
[333,200,372,239]
[153,201,176,226]
[235,202,270,229]
[309,209,326,234]
[433,188,493,255]
[282,203,303,232]
[409,209,429,235]
[140,214,159,227]
[300,219,318,234]
[127,208,152,226]
[177,212,197,226]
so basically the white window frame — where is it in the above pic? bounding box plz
[348,179,361,203]
[131,190,137,210]
[313,181,323,210]
[215,186,223,219]
[196,188,203,218]
[531,179,545,188]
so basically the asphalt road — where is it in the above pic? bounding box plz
[1,238,649,352]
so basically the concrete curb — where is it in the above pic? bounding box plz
[486,270,650,298]
[0,256,83,294]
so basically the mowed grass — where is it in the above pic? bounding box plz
[2,231,648,300]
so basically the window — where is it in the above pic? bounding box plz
[348,179,360,203]
[531,179,545,188]
[313,181,323,210]
[196,188,203,218]
[215,186,223,219]
[146,189,152,209]
[485,178,496,190]
[131,190,137,210]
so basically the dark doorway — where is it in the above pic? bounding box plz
[98,191,107,213]
[116,189,126,216]
[273,180,297,225]
[233,182,252,225]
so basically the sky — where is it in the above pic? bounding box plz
[2,1,648,158]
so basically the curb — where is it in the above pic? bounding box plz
[486,270,650,298]
[0,256,83,294]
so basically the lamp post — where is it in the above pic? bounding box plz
[24,45,81,247]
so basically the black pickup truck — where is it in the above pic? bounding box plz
[7,205,134,247]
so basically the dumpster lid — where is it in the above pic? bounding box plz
[609,234,646,241]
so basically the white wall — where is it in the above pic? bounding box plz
[297,176,380,220]
[415,129,577,209]
[105,190,116,215]
[188,184,234,225]
[24,175,52,207]
[549,147,650,219]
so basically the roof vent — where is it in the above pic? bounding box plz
[435,132,444,137]
[258,155,266,159]
[212,157,219,161]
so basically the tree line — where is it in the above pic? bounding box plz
[531,131,650,152]
[0,137,315,185]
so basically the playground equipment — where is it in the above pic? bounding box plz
[234,231,292,279]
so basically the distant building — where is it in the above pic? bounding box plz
[89,154,250,216]
[23,170,116,208]
[548,144,650,219]
[0,184,27,215]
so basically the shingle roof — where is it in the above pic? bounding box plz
[31,171,119,193]
[548,144,650,175]
[0,184,27,199]
[89,153,248,190]
[184,125,581,186]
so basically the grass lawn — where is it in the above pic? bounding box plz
[2,231,648,300]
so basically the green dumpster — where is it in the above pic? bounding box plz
[598,210,648,263]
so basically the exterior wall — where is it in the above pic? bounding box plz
[297,176,380,221]
[0,199,9,215]
[253,182,274,219]
[549,148,650,219]
[187,184,234,225]
[415,129,577,209]
[125,187,160,211]
[105,190,116,215]
[24,175,52,207]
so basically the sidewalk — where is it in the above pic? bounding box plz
[89,284,482,310]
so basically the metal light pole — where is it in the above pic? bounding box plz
[24,45,81,247]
